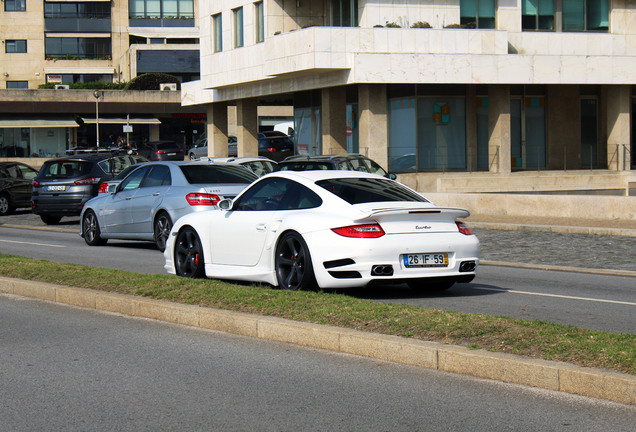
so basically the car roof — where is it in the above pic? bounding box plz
[204,156,277,164]
[42,153,120,163]
[263,169,387,183]
[280,154,367,163]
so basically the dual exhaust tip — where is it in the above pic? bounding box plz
[371,261,476,276]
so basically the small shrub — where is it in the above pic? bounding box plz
[411,21,432,29]
[124,73,180,90]
[385,21,401,28]
[444,23,463,29]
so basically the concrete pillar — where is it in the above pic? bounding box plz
[547,86,580,170]
[465,85,478,171]
[236,98,258,157]
[150,125,160,141]
[606,85,631,171]
[207,102,228,157]
[488,85,511,174]
[358,84,388,170]
[321,87,347,155]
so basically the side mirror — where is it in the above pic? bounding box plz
[218,198,233,210]
[108,183,118,194]
[389,173,397,180]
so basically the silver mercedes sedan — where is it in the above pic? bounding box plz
[79,161,258,251]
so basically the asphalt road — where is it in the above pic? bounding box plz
[1,224,634,334]
[2,293,634,431]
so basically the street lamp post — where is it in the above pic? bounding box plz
[93,90,101,148]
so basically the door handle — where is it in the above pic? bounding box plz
[153,192,161,196]
[255,224,267,231]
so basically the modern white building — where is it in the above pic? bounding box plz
[184,0,635,193]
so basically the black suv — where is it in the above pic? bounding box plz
[31,153,148,224]
[277,154,395,179]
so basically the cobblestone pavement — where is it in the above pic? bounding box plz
[1,212,635,272]
[473,228,636,272]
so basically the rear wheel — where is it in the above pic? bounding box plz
[408,277,455,292]
[174,227,205,278]
[40,215,61,225]
[154,212,172,252]
[275,231,317,290]
[0,194,14,216]
[82,210,107,246]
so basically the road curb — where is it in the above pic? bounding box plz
[481,260,636,278]
[1,276,633,406]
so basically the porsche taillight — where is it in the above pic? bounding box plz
[331,223,385,238]
[456,221,472,235]
[186,193,221,206]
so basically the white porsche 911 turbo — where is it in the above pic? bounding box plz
[164,170,480,291]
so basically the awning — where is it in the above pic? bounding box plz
[45,66,115,74]
[128,27,199,39]
[80,116,162,125]
[0,116,79,128]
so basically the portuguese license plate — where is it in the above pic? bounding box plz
[403,253,448,268]
[46,185,66,191]
[168,152,176,156]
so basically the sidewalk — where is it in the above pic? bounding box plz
[467,214,636,237]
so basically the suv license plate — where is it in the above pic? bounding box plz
[403,253,448,268]
[46,185,66,191]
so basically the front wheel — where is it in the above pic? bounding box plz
[0,194,13,216]
[154,212,172,252]
[174,227,205,278]
[275,232,317,290]
[82,210,107,246]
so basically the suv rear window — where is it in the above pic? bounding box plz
[38,160,92,179]
[316,178,428,204]
[156,142,178,150]
[180,164,258,184]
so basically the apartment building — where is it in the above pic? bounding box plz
[184,0,634,191]
[0,0,203,157]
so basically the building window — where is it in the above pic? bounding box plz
[330,0,358,27]
[6,81,28,89]
[460,0,495,29]
[44,2,110,18]
[212,13,222,52]
[233,7,244,48]
[6,40,27,53]
[563,0,609,31]
[255,1,264,43]
[581,98,598,168]
[4,0,26,12]
[522,0,554,30]
[130,0,194,19]
[45,37,111,60]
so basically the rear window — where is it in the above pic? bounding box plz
[180,164,258,184]
[316,178,428,204]
[38,160,93,179]
[156,142,178,150]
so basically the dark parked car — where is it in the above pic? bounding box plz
[277,154,395,179]
[258,131,295,162]
[0,162,39,216]
[137,140,185,161]
[188,136,238,160]
[31,153,148,224]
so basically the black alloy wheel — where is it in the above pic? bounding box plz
[275,231,317,290]
[174,227,205,278]
[82,210,107,246]
[154,212,172,252]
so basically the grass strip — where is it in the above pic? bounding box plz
[0,254,633,375]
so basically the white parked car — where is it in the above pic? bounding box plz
[80,161,257,251]
[164,170,479,291]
